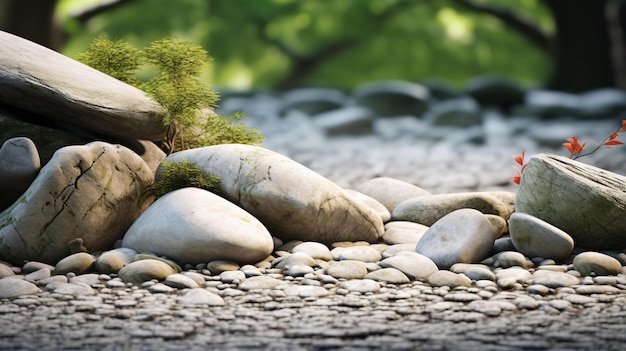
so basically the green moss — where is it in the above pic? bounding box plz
[150,160,220,199]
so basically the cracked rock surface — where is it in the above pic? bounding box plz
[0,142,153,264]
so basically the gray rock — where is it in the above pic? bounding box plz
[54,252,95,276]
[424,97,482,127]
[515,153,626,250]
[0,278,41,298]
[22,261,54,274]
[579,88,626,119]
[0,142,154,264]
[354,80,431,116]
[379,252,438,280]
[275,252,317,269]
[283,285,330,298]
[206,260,240,275]
[122,187,274,265]
[338,246,382,263]
[24,268,51,283]
[531,270,580,288]
[94,248,137,274]
[117,259,177,285]
[573,251,623,276]
[325,260,368,280]
[364,267,410,284]
[392,192,510,226]
[220,270,246,283]
[415,209,494,269]
[291,242,333,261]
[463,267,496,281]
[382,221,429,245]
[465,75,524,109]
[287,264,314,277]
[68,273,101,287]
[0,137,40,211]
[161,144,384,244]
[345,190,391,223]
[280,87,345,116]
[165,273,201,289]
[522,89,581,118]
[314,106,374,136]
[338,279,381,293]
[484,214,507,239]
[492,237,516,254]
[495,267,532,287]
[0,263,15,278]
[381,244,419,258]
[0,30,167,140]
[508,212,574,261]
[178,288,225,306]
[497,251,529,269]
[238,276,285,291]
[355,177,431,211]
[53,282,95,296]
[428,270,472,288]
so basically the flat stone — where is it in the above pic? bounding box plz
[573,251,623,276]
[382,221,429,245]
[283,285,330,298]
[325,260,368,280]
[122,188,274,265]
[291,242,332,261]
[94,248,137,274]
[515,153,626,250]
[338,246,382,262]
[508,212,574,261]
[178,288,225,306]
[238,276,285,291]
[392,192,511,226]
[497,251,529,269]
[275,252,317,269]
[165,273,201,289]
[428,270,472,288]
[52,282,95,296]
[0,30,167,140]
[531,270,580,288]
[117,259,177,285]
[379,252,438,280]
[415,209,494,269]
[338,279,381,293]
[364,268,410,284]
[54,253,95,276]
[0,278,40,298]
[354,177,431,212]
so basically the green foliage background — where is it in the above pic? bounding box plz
[57,0,552,91]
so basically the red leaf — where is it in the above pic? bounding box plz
[511,176,521,185]
[622,119,626,129]
[563,142,574,154]
[609,133,619,140]
[579,141,587,153]
[604,140,624,146]
[513,155,523,166]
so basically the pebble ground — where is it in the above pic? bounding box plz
[2,119,626,351]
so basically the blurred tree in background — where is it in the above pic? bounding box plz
[1,0,624,92]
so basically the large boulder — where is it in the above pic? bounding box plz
[0,30,167,141]
[122,187,274,265]
[516,153,626,250]
[0,142,154,264]
[160,144,384,244]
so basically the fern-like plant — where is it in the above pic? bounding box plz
[77,36,263,154]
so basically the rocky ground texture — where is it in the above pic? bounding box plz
[1,30,626,350]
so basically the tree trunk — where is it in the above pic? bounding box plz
[0,0,60,50]
[543,0,624,92]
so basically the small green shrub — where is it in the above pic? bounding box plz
[150,160,220,199]
[77,36,263,153]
